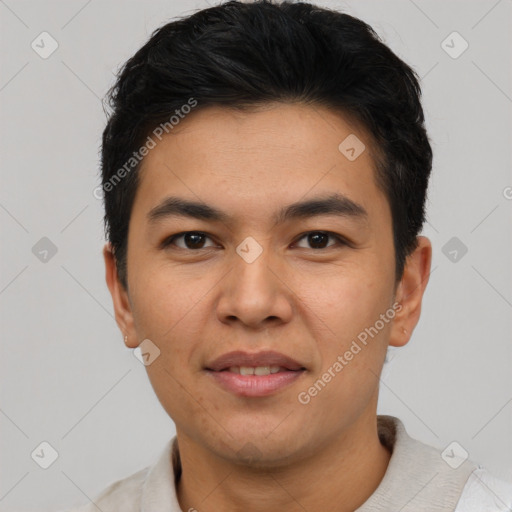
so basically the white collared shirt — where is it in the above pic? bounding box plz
[66,416,512,511]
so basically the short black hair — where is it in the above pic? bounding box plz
[100,0,433,291]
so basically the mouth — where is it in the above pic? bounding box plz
[217,365,300,375]
[205,351,307,397]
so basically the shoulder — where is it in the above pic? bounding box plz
[66,466,150,512]
[455,467,512,512]
[62,437,178,512]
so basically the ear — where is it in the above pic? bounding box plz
[389,236,432,347]
[103,242,139,348]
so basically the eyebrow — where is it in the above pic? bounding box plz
[147,193,368,227]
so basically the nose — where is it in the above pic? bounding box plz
[215,243,294,330]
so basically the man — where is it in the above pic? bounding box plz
[75,1,512,510]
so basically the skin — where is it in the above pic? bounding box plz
[103,103,432,512]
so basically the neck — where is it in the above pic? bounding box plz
[176,410,391,512]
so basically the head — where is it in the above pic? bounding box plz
[102,0,432,466]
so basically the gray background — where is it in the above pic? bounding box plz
[0,0,511,510]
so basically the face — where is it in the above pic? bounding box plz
[104,103,431,467]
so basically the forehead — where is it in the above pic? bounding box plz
[132,103,389,228]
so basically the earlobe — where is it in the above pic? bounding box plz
[389,236,432,348]
[103,243,138,348]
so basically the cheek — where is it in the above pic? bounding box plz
[300,264,392,337]
[300,264,394,392]
[128,269,214,407]
[130,261,205,336]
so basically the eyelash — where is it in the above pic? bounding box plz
[161,231,349,251]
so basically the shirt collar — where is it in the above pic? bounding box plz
[141,435,182,511]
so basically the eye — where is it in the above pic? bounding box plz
[294,231,347,250]
[161,231,217,250]
[161,230,348,251]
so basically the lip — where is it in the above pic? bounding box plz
[205,350,305,372]
[206,369,305,397]
[204,350,306,398]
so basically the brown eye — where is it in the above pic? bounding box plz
[162,232,216,250]
[294,231,346,249]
